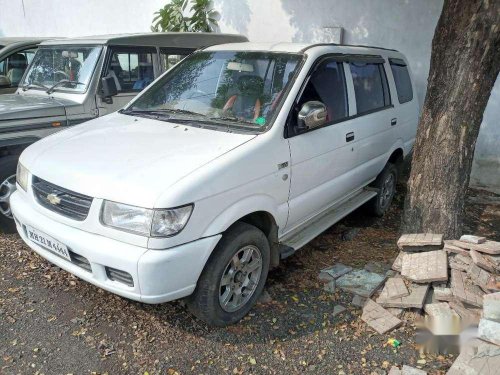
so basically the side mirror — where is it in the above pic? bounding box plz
[0,75,11,88]
[100,75,118,98]
[297,101,328,131]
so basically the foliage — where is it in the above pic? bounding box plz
[152,0,218,33]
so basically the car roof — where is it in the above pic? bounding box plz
[204,42,402,57]
[40,32,248,48]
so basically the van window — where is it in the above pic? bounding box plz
[159,48,192,72]
[389,59,413,104]
[350,62,391,114]
[295,59,348,124]
[105,48,156,92]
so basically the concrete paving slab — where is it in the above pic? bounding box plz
[456,240,500,255]
[401,250,448,283]
[467,263,493,291]
[388,366,402,375]
[483,292,500,322]
[446,338,500,375]
[470,249,500,273]
[323,279,336,293]
[351,294,367,308]
[424,302,459,318]
[449,253,471,272]
[397,233,443,252]
[320,263,353,279]
[392,252,405,272]
[460,235,486,244]
[450,269,484,307]
[383,277,410,299]
[433,283,453,302]
[478,318,500,346]
[444,240,471,256]
[386,307,404,318]
[448,300,482,325]
[332,305,346,317]
[336,269,386,298]
[361,299,403,334]
[377,283,430,309]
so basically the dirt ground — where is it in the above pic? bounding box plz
[1,185,499,375]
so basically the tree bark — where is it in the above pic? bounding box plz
[403,0,500,238]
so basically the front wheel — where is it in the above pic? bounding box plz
[0,155,19,234]
[369,163,398,217]
[187,222,270,326]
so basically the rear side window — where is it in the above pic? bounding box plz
[105,48,156,92]
[350,62,391,114]
[389,59,413,104]
[159,48,192,72]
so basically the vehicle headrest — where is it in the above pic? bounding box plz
[237,75,264,96]
[8,53,27,69]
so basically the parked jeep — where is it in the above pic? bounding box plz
[0,38,51,95]
[11,42,419,325]
[0,33,247,232]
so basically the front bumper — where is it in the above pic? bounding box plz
[10,190,221,304]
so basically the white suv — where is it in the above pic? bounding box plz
[11,42,418,326]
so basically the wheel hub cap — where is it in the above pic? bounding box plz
[219,245,263,312]
[0,174,16,219]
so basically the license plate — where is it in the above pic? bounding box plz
[26,226,71,261]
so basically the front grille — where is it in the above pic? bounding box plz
[32,177,93,221]
[106,267,134,287]
[69,251,92,272]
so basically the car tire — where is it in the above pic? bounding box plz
[369,162,398,217]
[187,222,270,326]
[0,155,19,234]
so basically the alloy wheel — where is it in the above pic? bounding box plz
[219,245,263,312]
[0,175,16,219]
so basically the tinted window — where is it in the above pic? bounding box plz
[390,61,413,103]
[350,62,390,114]
[105,49,155,92]
[159,49,191,72]
[297,60,348,123]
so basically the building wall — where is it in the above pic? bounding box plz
[1,0,498,190]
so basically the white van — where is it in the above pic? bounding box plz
[11,42,419,326]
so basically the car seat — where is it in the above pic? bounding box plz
[6,53,28,86]
[223,75,264,121]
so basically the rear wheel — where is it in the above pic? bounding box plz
[0,155,19,234]
[369,163,398,217]
[187,222,270,326]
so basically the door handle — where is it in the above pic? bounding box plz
[346,132,355,142]
[391,118,397,126]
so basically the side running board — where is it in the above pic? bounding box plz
[279,188,378,259]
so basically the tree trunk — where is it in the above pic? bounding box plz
[403,0,500,239]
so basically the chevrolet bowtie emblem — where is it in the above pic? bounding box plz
[47,193,61,205]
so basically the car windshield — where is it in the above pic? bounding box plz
[125,51,302,129]
[22,45,102,93]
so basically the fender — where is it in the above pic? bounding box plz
[201,193,284,238]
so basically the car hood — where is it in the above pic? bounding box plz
[0,93,77,121]
[23,113,257,208]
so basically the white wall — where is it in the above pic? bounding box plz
[0,0,498,190]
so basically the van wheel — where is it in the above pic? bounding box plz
[369,163,398,217]
[0,155,19,234]
[187,222,270,326]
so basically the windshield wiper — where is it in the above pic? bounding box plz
[22,81,48,91]
[46,79,84,94]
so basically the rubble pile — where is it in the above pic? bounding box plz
[318,233,500,374]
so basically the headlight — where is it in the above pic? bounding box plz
[101,201,193,237]
[16,163,29,191]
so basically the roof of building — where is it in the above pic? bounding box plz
[40,32,248,48]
